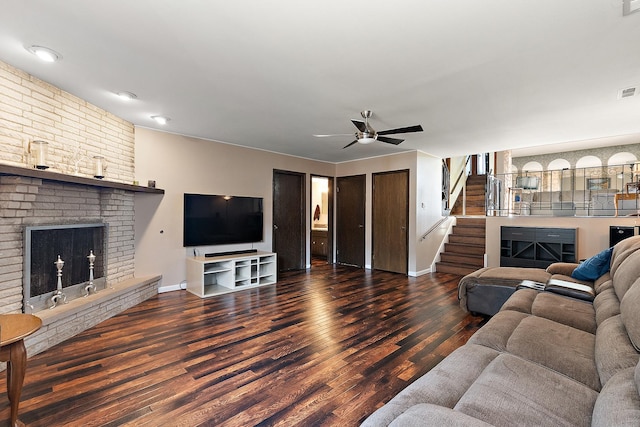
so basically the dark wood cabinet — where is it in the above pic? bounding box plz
[311,230,328,256]
[500,226,576,268]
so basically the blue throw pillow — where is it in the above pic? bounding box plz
[571,247,614,281]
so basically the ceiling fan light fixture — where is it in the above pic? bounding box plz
[358,136,376,144]
[27,45,61,62]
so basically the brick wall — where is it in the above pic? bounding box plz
[0,60,134,183]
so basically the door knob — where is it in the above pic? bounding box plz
[358,224,364,228]
[273,224,279,230]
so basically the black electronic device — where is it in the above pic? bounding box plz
[609,226,638,247]
[204,249,258,257]
[183,194,263,247]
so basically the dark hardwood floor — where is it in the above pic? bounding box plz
[1,261,485,427]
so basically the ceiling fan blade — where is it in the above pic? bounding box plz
[313,133,353,137]
[351,120,367,132]
[377,136,404,145]
[343,140,359,149]
[377,124,423,135]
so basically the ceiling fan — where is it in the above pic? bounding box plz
[314,110,423,149]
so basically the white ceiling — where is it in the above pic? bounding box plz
[1,1,639,163]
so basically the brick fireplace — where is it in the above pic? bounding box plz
[0,172,161,355]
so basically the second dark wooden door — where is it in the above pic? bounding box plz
[372,170,408,274]
[336,174,365,267]
[273,170,305,271]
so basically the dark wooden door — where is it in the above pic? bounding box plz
[336,175,365,267]
[373,170,408,274]
[273,170,305,271]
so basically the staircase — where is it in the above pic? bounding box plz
[436,217,486,276]
[451,174,487,216]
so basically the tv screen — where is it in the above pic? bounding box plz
[183,194,264,247]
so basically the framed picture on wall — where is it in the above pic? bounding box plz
[587,177,610,190]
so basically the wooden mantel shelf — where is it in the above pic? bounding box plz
[0,163,164,194]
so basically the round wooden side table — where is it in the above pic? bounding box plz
[0,314,42,427]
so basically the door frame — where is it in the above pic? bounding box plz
[310,174,334,264]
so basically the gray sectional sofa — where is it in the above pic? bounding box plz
[361,235,640,426]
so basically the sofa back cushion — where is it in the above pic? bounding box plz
[591,366,640,427]
[611,236,640,301]
[620,278,640,351]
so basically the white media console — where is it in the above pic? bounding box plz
[186,251,277,298]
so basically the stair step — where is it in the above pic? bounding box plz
[452,225,486,236]
[455,217,486,226]
[463,201,486,207]
[435,262,480,276]
[440,252,484,266]
[449,234,485,246]
[466,184,486,190]
[464,208,487,215]
[444,243,485,256]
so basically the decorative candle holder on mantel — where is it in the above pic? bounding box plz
[31,140,49,170]
[93,156,106,179]
[49,255,68,309]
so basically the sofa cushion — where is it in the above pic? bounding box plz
[530,292,596,333]
[592,367,640,427]
[593,286,621,326]
[360,344,501,426]
[620,278,640,351]
[594,272,612,294]
[505,316,600,390]
[454,353,598,427]
[499,288,538,314]
[595,315,640,386]
[571,247,613,281]
[467,310,529,351]
[499,290,596,333]
[388,404,494,427]
[611,236,640,301]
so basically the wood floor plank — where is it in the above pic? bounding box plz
[0,261,485,426]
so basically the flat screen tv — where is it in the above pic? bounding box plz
[183,194,264,247]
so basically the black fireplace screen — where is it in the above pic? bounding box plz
[26,224,105,298]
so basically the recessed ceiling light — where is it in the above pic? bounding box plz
[151,115,170,125]
[26,45,62,62]
[116,91,137,101]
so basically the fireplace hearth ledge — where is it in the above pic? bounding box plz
[35,275,161,326]
[23,275,161,357]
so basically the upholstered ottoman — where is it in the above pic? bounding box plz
[458,266,552,316]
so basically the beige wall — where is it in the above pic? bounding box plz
[486,216,640,267]
[335,150,443,275]
[134,128,335,286]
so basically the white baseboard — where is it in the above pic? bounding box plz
[410,268,432,277]
[158,284,182,293]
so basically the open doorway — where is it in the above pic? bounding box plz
[310,175,334,266]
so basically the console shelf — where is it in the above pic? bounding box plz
[500,226,577,268]
[186,252,277,297]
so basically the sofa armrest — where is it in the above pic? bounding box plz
[546,262,579,276]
